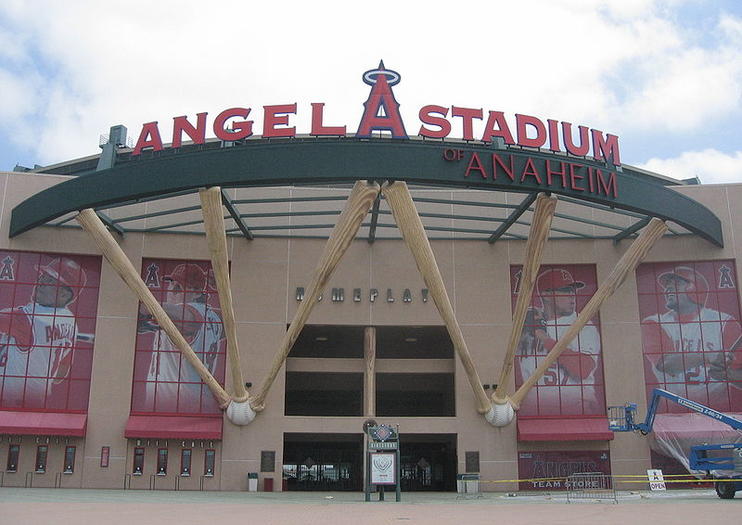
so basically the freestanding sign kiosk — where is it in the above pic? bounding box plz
[365,424,401,502]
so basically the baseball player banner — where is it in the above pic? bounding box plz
[0,250,101,412]
[510,264,605,417]
[637,260,742,412]
[131,259,226,415]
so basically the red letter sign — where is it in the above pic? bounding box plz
[214,107,253,141]
[132,122,164,155]
[310,103,346,136]
[263,104,297,138]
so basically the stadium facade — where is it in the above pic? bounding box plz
[0,65,740,492]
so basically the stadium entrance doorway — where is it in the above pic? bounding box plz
[283,433,363,491]
[399,434,457,491]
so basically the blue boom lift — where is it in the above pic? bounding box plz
[609,388,742,499]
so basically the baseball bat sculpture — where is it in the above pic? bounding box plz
[75,208,233,410]
[382,181,491,414]
[487,217,668,426]
[493,193,556,406]
[251,181,380,410]
[199,187,253,425]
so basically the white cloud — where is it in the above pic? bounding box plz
[0,1,740,167]
[615,44,742,132]
[639,149,742,184]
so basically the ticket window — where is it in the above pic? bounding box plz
[6,445,19,472]
[204,449,216,477]
[35,445,48,473]
[157,448,168,476]
[180,449,192,477]
[133,447,145,475]
[63,446,76,474]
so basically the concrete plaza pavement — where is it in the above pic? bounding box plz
[0,488,739,524]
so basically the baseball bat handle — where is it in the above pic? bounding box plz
[494,193,556,402]
[199,186,248,403]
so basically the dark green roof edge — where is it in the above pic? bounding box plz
[9,137,723,246]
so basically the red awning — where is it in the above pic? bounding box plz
[0,411,87,436]
[125,415,223,440]
[517,417,614,441]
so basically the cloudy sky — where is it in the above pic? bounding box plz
[0,0,740,183]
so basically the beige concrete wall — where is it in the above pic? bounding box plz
[2,171,742,491]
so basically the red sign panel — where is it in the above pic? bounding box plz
[0,250,101,412]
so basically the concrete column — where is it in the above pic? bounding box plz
[364,326,376,417]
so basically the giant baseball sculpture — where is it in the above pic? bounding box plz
[77,180,666,429]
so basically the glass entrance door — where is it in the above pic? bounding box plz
[399,434,457,491]
[283,433,363,491]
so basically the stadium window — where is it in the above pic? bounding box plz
[180,449,192,477]
[284,372,363,416]
[157,448,168,475]
[6,445,20,472]
[204,449,216,477]
[133,447,145,475]
[63,446,76,474]
[35,445,48,473]
[376,373,455,416]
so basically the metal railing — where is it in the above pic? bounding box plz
[200,474,214,491]
[566,472,617,503]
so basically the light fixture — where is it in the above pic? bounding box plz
[404,337,417,343]
[315,336,329,342]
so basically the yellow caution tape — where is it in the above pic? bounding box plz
[473,476,739,485]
